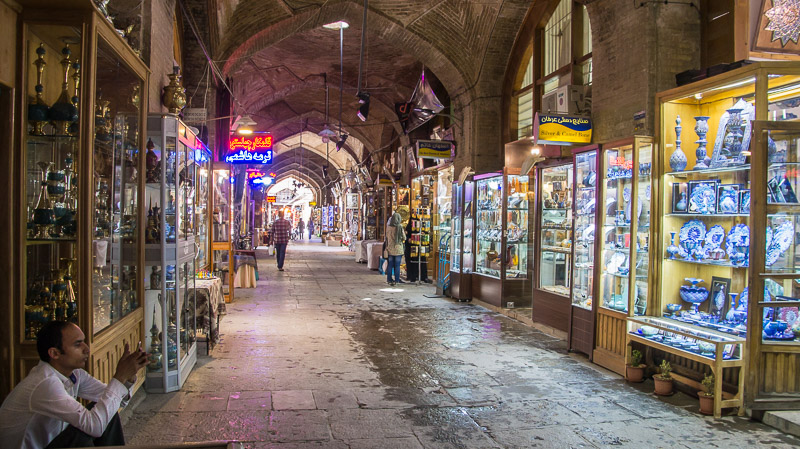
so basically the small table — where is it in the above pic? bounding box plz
[191,277,224,353]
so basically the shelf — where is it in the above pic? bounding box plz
[604,247,649,254]
[543,208,569,211]
[542,245,572,254]
[666,164,750,177]
[665,257,747,269]
[26,238,77,245]
[602,223,649,229]
[542,225,572,230]
[667,213,749,218]
[603,270,646,279]
[507,207,528,211]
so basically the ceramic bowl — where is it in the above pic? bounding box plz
[679,285,709,304]
[698,341,715,354]
[640,326,659,337]
[665,304,682,313]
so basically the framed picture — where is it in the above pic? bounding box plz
[716,184,740,214]
[672,183,688,213]
[779,176,798,204]
[708,276,732,318]
[688,180,718,214]
[768,176,786,203]
[739,189,750,214]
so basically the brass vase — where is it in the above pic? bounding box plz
[48,44,79,135]
[162,67,187,114]
[28,44,49,136]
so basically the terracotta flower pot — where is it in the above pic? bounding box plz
[626,364,645,383]
[698,391,714,415]
[653,375,673,396]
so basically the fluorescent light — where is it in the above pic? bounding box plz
[323,21,349,30]
[237,128,253,135]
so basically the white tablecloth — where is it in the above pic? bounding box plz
[355,240,366,262]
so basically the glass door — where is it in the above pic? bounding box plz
[506,173,529,279]
[475,175,503,278]
[450,183,462,273]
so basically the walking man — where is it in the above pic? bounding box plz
[297,219,305,241]
[308,220,314,240]
[270,210,292,271]
[0,320,148,449]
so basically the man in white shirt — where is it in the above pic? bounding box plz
[0,320,148,448]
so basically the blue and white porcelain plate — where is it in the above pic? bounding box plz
[680,219,706,245]
[726,224,750,257]
[705,225,725,249]
[690,183,717,214]
[766,221,794,266]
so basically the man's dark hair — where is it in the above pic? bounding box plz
[37,321,71,362]
[277,210,284,218]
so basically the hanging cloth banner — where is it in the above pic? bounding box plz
[395,70,445,134]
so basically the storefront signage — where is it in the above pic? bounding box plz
[415,140,454,160]
[266,196,276,203]
[533,113,592,145]
[309,201,317,206]
[225,136,274,164]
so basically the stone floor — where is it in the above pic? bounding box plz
[125,240,800,448]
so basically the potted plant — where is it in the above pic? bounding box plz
[699,373,715,415]
[626,349,646,383]
[653,360,673,395]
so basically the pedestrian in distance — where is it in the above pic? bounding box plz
[308,220,314,240]
[385,211,406,286]
[297,219,305,241]
[0,320,148,449]
[270,210,292,271]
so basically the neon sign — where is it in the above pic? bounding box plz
[225,136,274,164]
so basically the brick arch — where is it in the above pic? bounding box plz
[266,169,325,204]
[218,2,468,100]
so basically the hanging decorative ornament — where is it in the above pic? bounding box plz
[764,0,800,47]
[28,44,49,136]
[162,66,187,114]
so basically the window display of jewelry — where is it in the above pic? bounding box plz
[572,150,597,309]
[539,165,573,296]
[506,174,529,280]
[475,175,503,278]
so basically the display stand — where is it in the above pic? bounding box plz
[629,61,800,417]
[570,146,600,356]
[434,166,453,294]
[533,159,573,331]
[12,4,149,386]
[210,162,234,303]
[592,136,654,374]
[409,174,432,284]
[472,168,531,308]
[449,180,474,301]
[142,114,199,393]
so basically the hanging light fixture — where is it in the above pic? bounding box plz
[356,92,370,121]
[355,0,370,122]
[231,114,257,135]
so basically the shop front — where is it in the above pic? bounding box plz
[626,61,800,417]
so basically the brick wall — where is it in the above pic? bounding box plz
[143,0,178,114]
[587,1,700,143]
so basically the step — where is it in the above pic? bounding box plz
[763,410,800,438]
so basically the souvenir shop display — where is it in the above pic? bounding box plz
[14,9,149,387]
[211,164,234,303]
[449,180,474,301]
[626,62,800,418]
[143,114,200,392]
[572,148,598,311]
[408,176,432,282]
[472,168,531,308]
[537,164,573,297]
[433,166,453,290]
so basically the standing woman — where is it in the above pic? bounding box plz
[385,211,406,286]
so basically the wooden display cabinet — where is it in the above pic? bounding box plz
[12,3,149,387]
[592,136,655,374]
[210,162,234,303]
[631,61,800,417]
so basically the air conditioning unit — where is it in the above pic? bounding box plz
[541,85,590,115]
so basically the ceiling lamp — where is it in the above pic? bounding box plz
[318,125,337,143]
[356,91,370,121]
[232,114,257,135]
[323,21,349,30]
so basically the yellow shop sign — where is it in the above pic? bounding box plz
[534,113,592,145]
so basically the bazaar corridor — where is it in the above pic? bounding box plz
[123,242,800,449]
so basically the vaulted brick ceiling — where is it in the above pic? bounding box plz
[197,0,534,172]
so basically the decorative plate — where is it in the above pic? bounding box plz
[704,225,725,249]
[772,221,794,254]
[679,219,706,245]
[689,183,716,214]
[644,185,651,201]
[779,307,799,326]
[725,224,750,256]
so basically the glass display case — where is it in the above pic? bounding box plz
[572,149,598,310]
[434,166,453,290]
[143,115,198,392]
[211,164,234,303]
[409,175,432,282]
[472,170,531,308]
[15,8,149,384]
[475,173,502,278]
[538,164,573,297]
[449,180,473,301]
[631,61,800,417]
[195,146,211,270]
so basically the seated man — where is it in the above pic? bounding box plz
[0,321,148,448]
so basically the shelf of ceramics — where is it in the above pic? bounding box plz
[542,246,572,254]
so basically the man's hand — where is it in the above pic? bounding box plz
[113,343,148,384]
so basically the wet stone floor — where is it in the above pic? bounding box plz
[125,241,800,449]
